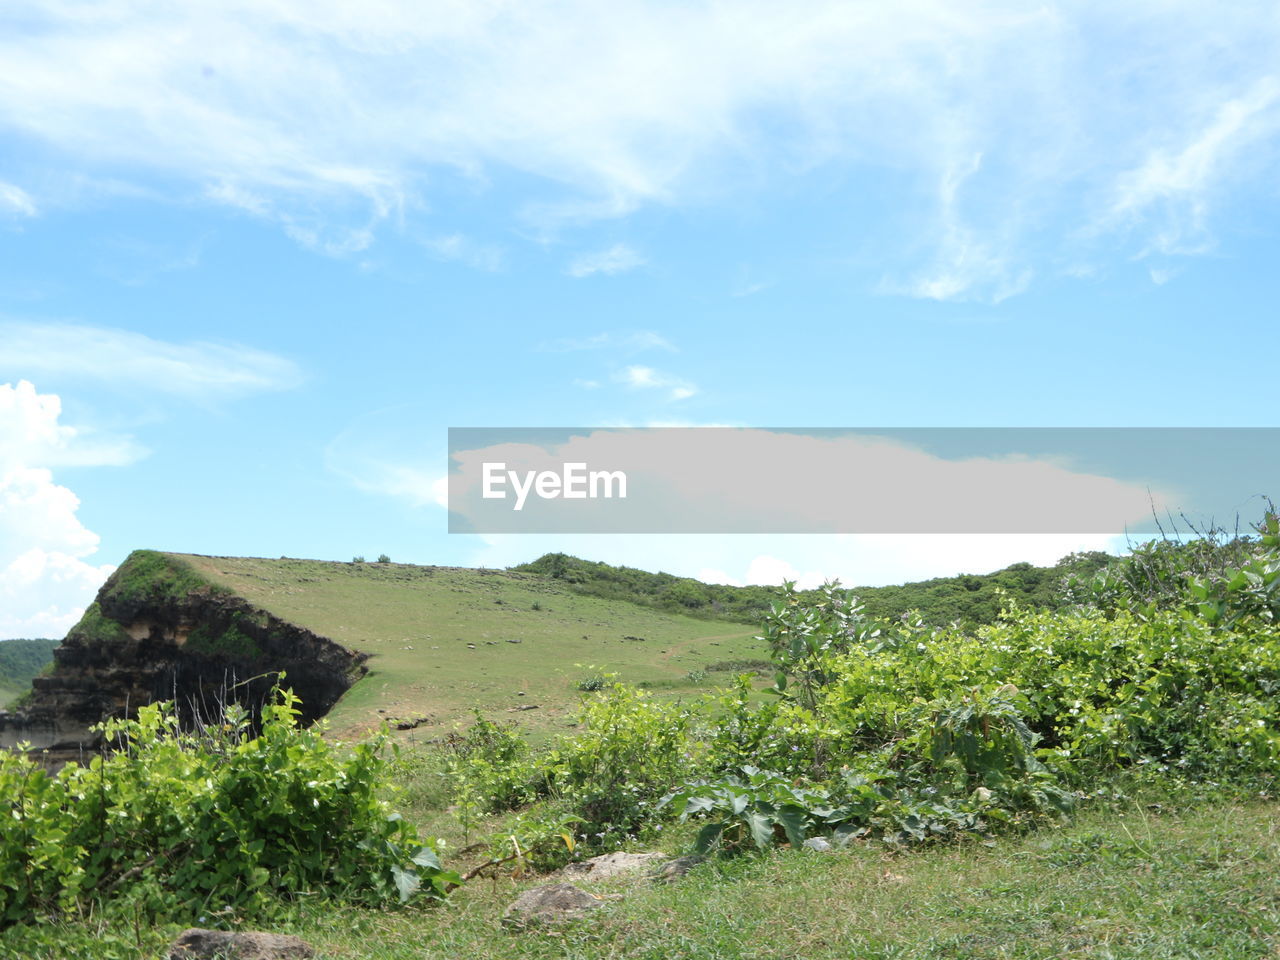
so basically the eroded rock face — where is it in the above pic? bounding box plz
[0,551,367,759]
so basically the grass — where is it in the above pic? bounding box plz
[175,555,761,740]
[4,795,1276,959]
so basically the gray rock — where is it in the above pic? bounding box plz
[503,883,602,927]
[802,837,834,853]
[561,851,667,880]
[167,928,314,959]
[649,854,707,881]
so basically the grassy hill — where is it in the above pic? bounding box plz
[0,638,57,708]
[15,548,1118,732]
[177,554,761,739]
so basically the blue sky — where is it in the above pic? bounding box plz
[2,1,1279,637]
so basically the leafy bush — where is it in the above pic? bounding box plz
[661,766,839,854]
[1066,511,1280,627]
[451,516,1280,864]
[541,683,703,848]
[0,691,456,928]
[440,711,541,813]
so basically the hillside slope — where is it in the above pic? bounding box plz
[177,554,760,737]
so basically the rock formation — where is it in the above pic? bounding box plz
[0,550,367,762]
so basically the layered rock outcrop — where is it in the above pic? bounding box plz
[0,551,367,761]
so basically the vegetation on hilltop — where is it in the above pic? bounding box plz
[515,549,1115,627]
[0,639,57,709]
[102,549,228,613]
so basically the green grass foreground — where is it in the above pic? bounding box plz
[6,523,1278,958]
[3,794,1277,959]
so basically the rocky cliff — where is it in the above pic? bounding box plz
[0,550,368,761]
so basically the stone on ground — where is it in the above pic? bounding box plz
[167,928,314,959]
[649,854,707,881]
[503,882,603,927]
[561,850,667,880]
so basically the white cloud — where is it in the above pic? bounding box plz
[891,153,1033,304]
[0,380,142,469]
[1110,78,1280,255]
[94,234,206,286]
[567,244,646,278]
[0,181,36,217]
[4,4,1277,285]
[0,382,119,639]
[0,321,303,402]
[328,455,445,510]
[324,405,447,509]
[424,233,505,272]
[540,330,675,353]
[615,365,697,401]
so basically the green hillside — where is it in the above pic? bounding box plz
[515,549,1115,627]
[0,638,57,708]
[177,554,761,738]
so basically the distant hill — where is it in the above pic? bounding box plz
[514,550,1116,628]
[0,638,58,708]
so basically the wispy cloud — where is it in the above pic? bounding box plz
[423,233,505,272]
[1108,78,1280,255]
[94,234,206,286]
[539,330,674,353]
[0,181,36,217]
[0,321,304,402]
[615,365,697,401]
[567,243,646,278]
[889,152,1032,304]
[730,265,772,298]
[2,4,1279,288]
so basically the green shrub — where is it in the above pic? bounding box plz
[542,683,703,848]
[440,712,541,813]
[0,691,456,928]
